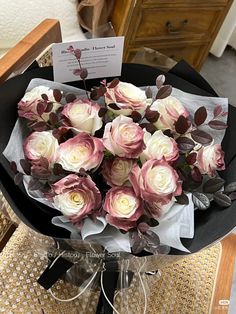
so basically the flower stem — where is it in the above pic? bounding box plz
[78,59,90,100]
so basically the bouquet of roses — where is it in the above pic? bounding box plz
[5,47,234,255]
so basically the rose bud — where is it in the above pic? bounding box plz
[62,99,103,135]
[104,186,143,231]
[101,157,136,186]
[52,174,101,223]
[18,86,61,121]
[103,115,145,158]
[195,143,225,177]
[150,96,189,131]
[141,130,179,164]
[57,132,104,172]
[129,159,182,206]
[104,81,151,116]
[23,131,59,165]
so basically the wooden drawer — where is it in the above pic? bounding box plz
[132,6,223,43]
[126,44,207,70]
[143,0,229,5]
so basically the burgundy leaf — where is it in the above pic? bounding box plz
[14,172,23,185]
[49,112,59,125]
[156,74,165,89]
[163,129,173,137]
[139,123,157,134]
[37,102,46,116]
[65,93,76,103]
[222,112,228,117]
[108,103,120,110]
[175,115,189,134]
[143,230,160,247]
[108,78,119,88]
[192,192,210,210]
[176,193,189,205]
[20,159,31,175]
[131,111,142,122]
[203,177,225,193]
[156,85,172,99]
[148,218,159,227]
[145,108,159,123]
[52,129,60,139]
[145,86,152,98]
[97,85,107,96]
[53,89,62,102]
[191,129,212,145]
[79,167,87,177]
[53,163,64,176]
[41,94,48,101]
[214,105,222,118]
[191,166,202,182]
[90,89,99,101]
[31,168,51,180]
[98,107,108,117]
[31,121,48,132]
[194,106,207,126]
[28,179,44,191]
[186,152,197,165]
[208,120,227,130]
[225,182,236,193]
[176,137,195,153]
[214,191,231,208]
[137,215,159,227]
[73,68,82,76]
[67,45,74,53]
[80,68,88,80]
[10,161,18,174]
[130,231,146,254]
[74,49,81,60]
[44,102,53,113]
[138,222,149,233]
[229,192,236,201]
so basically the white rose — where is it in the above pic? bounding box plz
[53,191,85,216]
[104,81,151,115]
[23,131,59,164]
[20,86,61,121]
[22,86,56,102]
[141,130,179,163]
[150,96,189,130]
[57,132,104,172]
[62,99,102,135]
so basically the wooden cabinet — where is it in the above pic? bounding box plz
[111,0,233,70]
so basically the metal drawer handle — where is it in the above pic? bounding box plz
[166,19,188,34]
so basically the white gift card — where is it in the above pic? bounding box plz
[52,37,124,83]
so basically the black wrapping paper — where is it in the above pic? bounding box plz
[1,63,236,254]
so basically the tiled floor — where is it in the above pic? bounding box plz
[200,47,236,107]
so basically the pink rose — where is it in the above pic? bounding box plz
[195,144,225,177]
[129,159,182,206]
[23,131,59,164]
[52,174,101,223]
[62,99,102,135]
[141,130,179,163]
[103,115,145,158]
[104,81,150,116]
[57,132,104,172]
[150,96,189,131]
[18,86,61,121]
[101,157,135,186]
[104,186,143,231]
[145,197,176,218]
